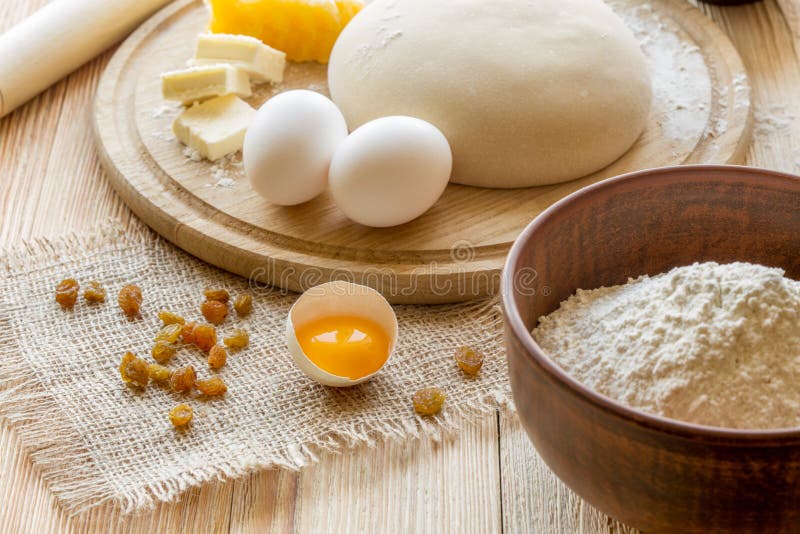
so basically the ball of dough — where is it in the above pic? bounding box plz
[328,0,652,188]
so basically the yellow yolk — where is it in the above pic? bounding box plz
[295,315,390,379]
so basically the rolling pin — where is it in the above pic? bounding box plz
[0,0,173,118]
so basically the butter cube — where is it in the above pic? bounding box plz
[190,33,286,83]
[162,64,251,104]
[172,95,255,161]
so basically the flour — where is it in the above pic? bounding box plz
[533,262,800,429]
[610,0,713,145]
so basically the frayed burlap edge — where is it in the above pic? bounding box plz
[0,221,513,516]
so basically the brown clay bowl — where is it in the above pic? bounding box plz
[501,165,800,533]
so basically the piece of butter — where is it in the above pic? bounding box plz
[172,94,255,161]
[190,33,286,83]
[162,64,251,104]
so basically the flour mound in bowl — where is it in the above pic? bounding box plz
[533,262,800,430]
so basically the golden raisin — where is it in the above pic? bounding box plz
[196,376,227,396]
[203,288,230,303]
[193,324,217,352]
[83,280,106,303]
[120,352,149,388]
[55,278,79,309]
[233,293,252,317]
[155,323,182,343]
[201,299,228,325]
[181,321,197,344]
[170,365,196,393]
[158,310,185,325]
[454,346,485,376]
[118,284,142,318]
[412,387,445,416]
[223,328,249,349]
[207,344,227,370]
[169,404,193,428]
[147,363,173,382]
[151,340,177,364]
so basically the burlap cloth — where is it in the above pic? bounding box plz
[0,222,511,514]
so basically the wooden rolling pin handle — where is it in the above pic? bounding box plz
[0,0,172,118]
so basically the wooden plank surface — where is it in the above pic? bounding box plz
[1,0,798,532]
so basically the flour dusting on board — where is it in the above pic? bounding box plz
[208,153,244,188]
[610,1,713,146]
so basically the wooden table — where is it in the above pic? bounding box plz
[2,1,799,532]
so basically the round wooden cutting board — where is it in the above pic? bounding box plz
[93,0,752,303]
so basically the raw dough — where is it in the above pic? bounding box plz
[328,0,652,188]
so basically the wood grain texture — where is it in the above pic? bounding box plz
[92,0,751,304]
[1,0,798,533]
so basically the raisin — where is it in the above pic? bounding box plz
[83,280,106,303]
[55,278,79,309]
[412,387,445,416]
[196,376,227,396]
[148,363,173,382]
[155,323,182,343]
[151,340,177,364]
[201,299,228,325]
[170,365,196,393]
[158,310,185,325]
[207,344,227,370]
[233,293,252,317]
[118,284,142,318]
[193,324,217,352]
[181,321,197,344]
[223,328,249,349]
[454,346,485,376]
[120,352,149,388]
[203,288,230,303]
[169,404,193,428]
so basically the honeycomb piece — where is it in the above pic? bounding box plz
[118,284,142,318]
[412,387,445,416]
[208,344,227,370]
[55,278,79,309]
[83,280,106,303]
[196,376,228,396]
[181,321,197,345]
[169,404,193,428]
[193,324,217,352]
[233,293,252,317]
[454,346,485,376]
[207,0,364,63]
[120,352,149,388]
[204,288,230,303]
[201,299,228,325]
[148,363,173,382]
[155,323,183,343]
[171,365,196,393]
[151,340,177,364]
[159,310,185,325]
[223,328,249,349]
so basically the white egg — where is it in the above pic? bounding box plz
[286,281,398,387]
[328,116,453,227]
[244,90,348,206]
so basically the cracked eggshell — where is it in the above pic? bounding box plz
[286,281,398,387]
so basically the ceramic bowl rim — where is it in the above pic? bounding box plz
[501,164,800,444]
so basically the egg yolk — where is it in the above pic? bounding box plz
[295,315,390,379]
